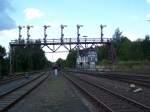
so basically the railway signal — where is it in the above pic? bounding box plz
[26,25,33,42]
[43,25,51,43]
[60,25,67,43]
[100,24,107,42]
[18,25,25,42]
[77,24,83,44]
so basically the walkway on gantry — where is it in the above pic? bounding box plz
[10,37,112,52]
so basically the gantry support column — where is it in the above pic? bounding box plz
[9,46,12,74]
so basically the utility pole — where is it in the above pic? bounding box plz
[60,25,67,43]
[0,52,2,77]
[43,25,50,43]
[26,25,33,42]
[100,24,107,42]
[18,25,25,43]
[9,45,12,75]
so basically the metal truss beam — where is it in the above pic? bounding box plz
[10,38,111,52]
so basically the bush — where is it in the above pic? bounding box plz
[100,59,112,65]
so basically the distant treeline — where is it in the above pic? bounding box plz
[0,46,9,76]
[96,28,150,63]
[0,39,51,77]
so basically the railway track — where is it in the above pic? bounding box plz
[98,73,150,88]
[67,70,150,88]
[0,71,42,86]
[0,72,48,112]
[0,76,24,86]
[0,72,45,97]
[64,73,150,112]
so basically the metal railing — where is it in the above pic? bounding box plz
[10,37,112,45]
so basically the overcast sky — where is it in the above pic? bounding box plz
[0,0,150,61]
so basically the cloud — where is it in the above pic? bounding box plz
[24,8,43,20]
[0,0,16,31]
[0,28,18,51]
[146,0,150,4]
[145,13,150,21]
[122,32,139,41]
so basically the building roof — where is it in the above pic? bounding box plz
[78,47,96,57]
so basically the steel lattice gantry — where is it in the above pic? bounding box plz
[10,37,112,52]
[9,24,116,74]
[9,38,116,72]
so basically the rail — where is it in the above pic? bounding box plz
[0,72,48,112]
[64,73,150,112]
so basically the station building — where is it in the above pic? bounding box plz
[76,47,97,69]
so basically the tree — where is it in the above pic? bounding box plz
[142,35,150,60]
[0,45,9,77]
[112,28,124,59]
[96,45,109,62]
[11,39,49,72]
[65,50,77,68]
[118,37,132,60]
[0,45,6,60]
[127,40,143,60]
[56,58,65,68]
[112,28,123,43]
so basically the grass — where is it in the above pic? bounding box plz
[97,60,150,74]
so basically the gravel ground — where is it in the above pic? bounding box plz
[72,72,150,107]
[8,73,90,112]
[0,74,39,96]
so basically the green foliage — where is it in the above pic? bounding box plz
[142,35,150,60]
[96,28,150,64]
[100,59,112,65]
[96,45,109,62]
[1,58,9,75]
[129,41,143,60]
[0,45,9,76]
[56,58,65,68]
[118,37,131,60]
[115,61,150,73]
[11,39,50,72]
[0,45,6,60]
[55,50,77,68]
[65,50,77,68]
[112,28,122,43]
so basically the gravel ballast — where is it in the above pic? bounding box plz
[8,73,90,112]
